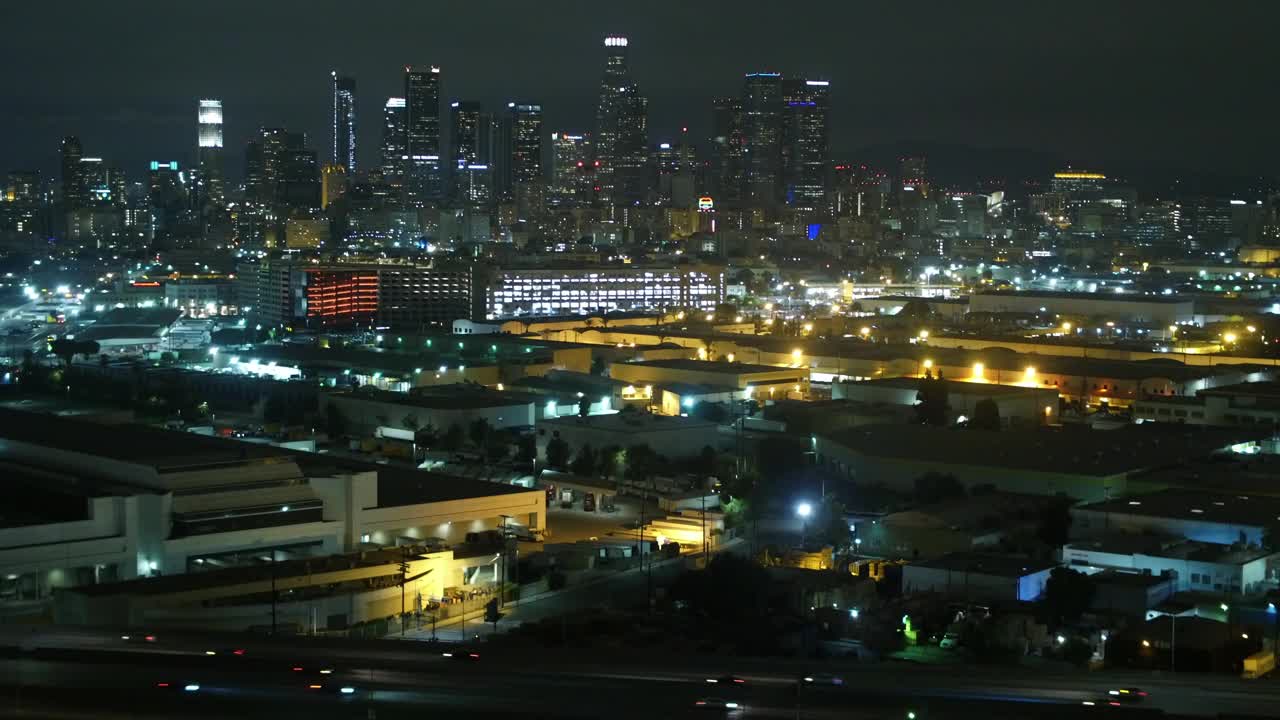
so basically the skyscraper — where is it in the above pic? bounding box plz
[60,136,85,210]
[450,101,492,203]
[507,102,544,217]
[742,72,784,208]
[196,99,225,209]
[404,66,442,206]
[594,36,649,206]
[710,97,745,204]
[781,78,830,208]
[550,132,591,206]
[246,128,316,208]
[331,73,357,172]
[380,97,407,189]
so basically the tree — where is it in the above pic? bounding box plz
[915,369,950,426]
[812,499,851,550]
[624,443,661,484]
[691,401,729,424]
[913,472,966,504]
[262,393,287,423]
[324,403,348,438]
[1263,523,1280,553]
[578,395,591,417]
[598,445,624,478]
[485,434,510,462]
[1036,497,1074,549]
[590,356,607,376]
[98,353,110,368]
[691,445,718,477]
[469,417,492,449]
[545,431,570,470]
[516,435,537,463]
[570,443,597,476]
[969,398,1001,430]
[401,413,421,433]
[1041,567,1096,626]
[439,423,465,451]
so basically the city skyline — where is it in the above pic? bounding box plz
[3,1,1277,184]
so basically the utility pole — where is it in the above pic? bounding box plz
[269,556,277,636]
[399,547,410,637]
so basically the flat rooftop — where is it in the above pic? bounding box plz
[331,387,532,411]
[821,423,1267,477]
[913,552,1055,577]
[540,412,719,433]
[845,376,1051,396]
[1066,536,1273,565]
[971,290,1193,304]
[616,358,806,375]
[1075,488,1280,527]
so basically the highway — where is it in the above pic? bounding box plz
[2,626,1277,718]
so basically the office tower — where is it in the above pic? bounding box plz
[60,136,85,210]
[550,132,591,206]
[147,161,186,237]
[321,163,348,208]
[900,156,930,196]
[742,72,784,207]
[594,35,649,206]
[710,97,745,203]
[450,101,493,203]
[331,72,357,172]
[781,78,830,208]
[507,103,544,217]
[196,99,225,208]
[380,97,407,189]
[653,131,697,208]
[404,66,442,206]
[245,128,317,208]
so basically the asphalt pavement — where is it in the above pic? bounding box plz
[2,625,1278,719]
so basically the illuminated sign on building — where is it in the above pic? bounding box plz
[698,197,714,211]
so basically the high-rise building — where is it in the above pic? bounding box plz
[550,132,591,206]
[594,35,649,206]
[781,79,830,208]
[742,72,784,208]
[404,66,442,206]
[246,128,317,209]
[321,164,348,209]
[60,136,85,210]
[147,161,186,238]
[331,73,357,173]
[380,97,407,190]
[507,103,544,217]
[196,99,225,209]
[710,98,745,204]
[450,101,492,203]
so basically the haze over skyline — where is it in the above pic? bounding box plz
[2,1,1277,184]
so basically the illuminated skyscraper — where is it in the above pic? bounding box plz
[507,102,544,217]
[404,66,442,206]
[710,97,745,204]
[781,78,830,207]
[550,131,591,206]
[450,101,493,203]
[742,72,784,207]
[196,99,225,208]
[594,35,648,206]
[331,73,357,172]
[60,136,85,210]
[380,97,407,189]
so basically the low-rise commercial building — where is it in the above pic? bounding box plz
[856,492,1061,560]
[816,424,1267,502]
[968,291,1195,326]
[323,386,535,437]
[0,409,543,615]
[1134,381,1280,427]
[834,376,1060,426]
[902,552,1056,603]
[609,358,809,404]
[1071,489,1280,546]
[1063,535,1277,595]
[536,412,721,460]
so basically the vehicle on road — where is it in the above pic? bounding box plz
[705,675,746,686]
[1107,687,1147,703]
[442,650,481,662]
[801,673,844,685]
[694,697,743,712]
[939,632,960,649]
[1082,696,1123,707]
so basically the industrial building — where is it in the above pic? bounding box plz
[834,376,1060,426]
[0,409,543,619]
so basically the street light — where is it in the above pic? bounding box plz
[796,502,812,518]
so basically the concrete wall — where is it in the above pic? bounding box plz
[1071,509,1264,546]
[902,564,1051,603]
[1063,545,1274,595]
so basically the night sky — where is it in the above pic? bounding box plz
[3,1,1276,184]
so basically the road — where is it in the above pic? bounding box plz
[1,625,1277,719]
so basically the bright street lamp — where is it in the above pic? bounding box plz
[796,502,812,518]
